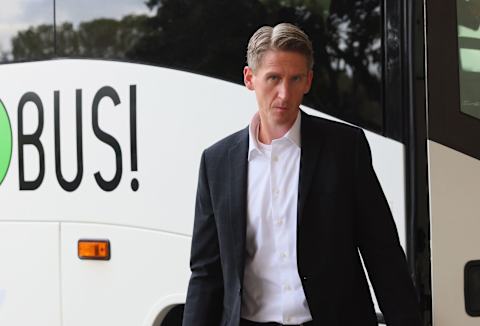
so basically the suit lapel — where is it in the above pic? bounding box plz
[228,127,249,281]
[298,112,325,225]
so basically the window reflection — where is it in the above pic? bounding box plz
[4,0,382,133]
[0,0,54,62]
[313,0,382,131]
[55,0,153,58]
[457,0,480,120]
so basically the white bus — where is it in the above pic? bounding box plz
[0,0,479,325]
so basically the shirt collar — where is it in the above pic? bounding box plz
[248,110,301,161]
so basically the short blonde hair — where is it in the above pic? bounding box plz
[246,23,314,71]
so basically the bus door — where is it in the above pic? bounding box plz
[426,0,480,324]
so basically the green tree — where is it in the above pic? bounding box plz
[11,24,54,60]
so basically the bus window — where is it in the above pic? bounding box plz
[457,0,480,120]
[0,0,54,63]
[426,0,480,161]
[55,0,153,60]
[5,0,384,136]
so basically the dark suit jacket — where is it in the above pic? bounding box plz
[183,112,421,326]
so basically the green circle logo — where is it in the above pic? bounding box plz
[0,99,12,185]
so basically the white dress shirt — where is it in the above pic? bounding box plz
[241,111,313,324]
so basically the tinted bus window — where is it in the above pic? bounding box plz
[5,0,382,134]
[0,0,54,63]
[427,0,480,161]
[55,0,153,59]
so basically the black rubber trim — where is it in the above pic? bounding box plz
[464,260,480,317]
[405,0,432,324]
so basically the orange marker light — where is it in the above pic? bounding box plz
[78,240,111,260]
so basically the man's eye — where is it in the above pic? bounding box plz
[268,76,279,81]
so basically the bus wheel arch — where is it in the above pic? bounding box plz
[143,294,185,326]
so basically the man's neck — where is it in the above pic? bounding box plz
[258,120,294,145]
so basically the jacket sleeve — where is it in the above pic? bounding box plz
[182,151,224,326]
[354,130,422,326]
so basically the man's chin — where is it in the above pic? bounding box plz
[271,113,296,127]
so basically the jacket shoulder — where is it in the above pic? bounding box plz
[303,112,363,139]
[203,126,249,158]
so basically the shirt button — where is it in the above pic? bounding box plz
[275,218,284,225]
[283,284,291,291]
[272,155,278,162]
[281,252,288,260]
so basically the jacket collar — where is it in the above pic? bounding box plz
[228,127,249,282]
[297,110,325,225]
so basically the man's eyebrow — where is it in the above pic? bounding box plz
[292,73,307,78]
[264,72,280,77]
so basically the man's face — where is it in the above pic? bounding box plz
[244,50,313,130]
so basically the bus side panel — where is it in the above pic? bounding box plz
[61,222,191,326]
[0,59,257,236]
[429,141,480,326]
[0,222,61,326]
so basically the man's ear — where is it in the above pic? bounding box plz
[243,66,255,90]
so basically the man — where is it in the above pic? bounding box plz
[183,23,421,326]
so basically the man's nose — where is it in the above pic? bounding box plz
[277,81,290,100]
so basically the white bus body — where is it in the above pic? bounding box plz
[0,59,406,325]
